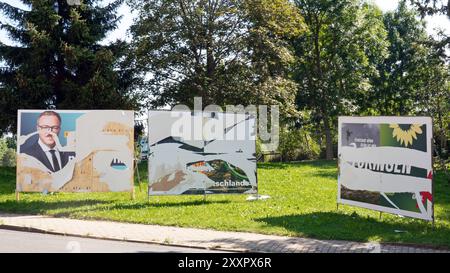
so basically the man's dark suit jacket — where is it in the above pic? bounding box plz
[21,141,76,172]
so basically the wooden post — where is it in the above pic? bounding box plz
[15,191,20,202]
[131,181,136,201]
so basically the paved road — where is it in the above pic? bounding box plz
[1,214,447,253]
[0,229,228,253]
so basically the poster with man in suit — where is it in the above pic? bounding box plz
[17,110,134,193]
[20,111,75,173]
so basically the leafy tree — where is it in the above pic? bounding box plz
[127,0,306,116]
[410,0,449,18]
[0,0,138,135]
[410,0,450,59]
[292,0,388,159]
[368,1,449,162]
[368,1,430,115]
[409,0,450,180]
[415,49,449,160]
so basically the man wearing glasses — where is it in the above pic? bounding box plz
[21,111,75,173]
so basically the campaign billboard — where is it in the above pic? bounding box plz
[148,110,257,195]
[16,110,134,193]
[338,117,433,221]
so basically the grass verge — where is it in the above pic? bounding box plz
[1,160,449,248]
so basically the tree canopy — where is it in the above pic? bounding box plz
[0,0,448,161]
[127,0,306,116]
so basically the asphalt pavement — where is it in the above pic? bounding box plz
[1,213,448,253]
[0,229,229,253]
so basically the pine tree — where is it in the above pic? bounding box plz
[0,0,138,135]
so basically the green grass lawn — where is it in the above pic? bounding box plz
[1,160,449,248]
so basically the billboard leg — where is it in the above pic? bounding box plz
[131,176,136,200]
[203,179,207,202]
[250,178,262,201]
[15,191,20,202]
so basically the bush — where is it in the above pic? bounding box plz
[277,127,320,162]
[1,148,16,167]
[5,136,16,150]
[0,138,7,162]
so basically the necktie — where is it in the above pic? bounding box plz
[49,150,61,172]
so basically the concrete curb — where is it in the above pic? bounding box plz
[0,224,246,253]
[1,213,448,253]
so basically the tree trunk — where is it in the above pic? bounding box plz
[312,14,334,160]
[436,103,447,154]
[323,115,334,160]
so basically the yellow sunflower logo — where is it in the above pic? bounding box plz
[389,124,423,147]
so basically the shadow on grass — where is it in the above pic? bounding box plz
[110,199,231,210]
[254,212,450,248]
[311,170,337,180]
[0,199,112,216]
[258,160,337,170]
[257,163,292,170]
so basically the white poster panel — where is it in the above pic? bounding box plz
[148,110,257,195]
[16,110,134,192]
[338,116,433,221]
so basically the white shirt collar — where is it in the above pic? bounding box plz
[38,138,59,153]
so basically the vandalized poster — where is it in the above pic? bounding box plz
[338,116,433,221]
[148,110,257,195]
[16,110,134,193]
